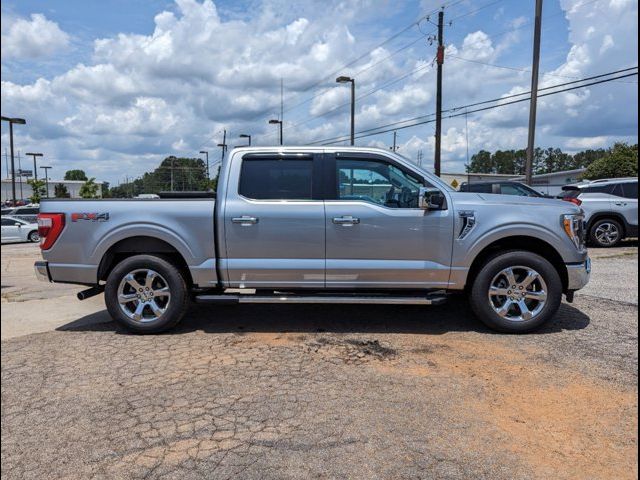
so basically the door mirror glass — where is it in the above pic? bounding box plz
[419,187,446,210]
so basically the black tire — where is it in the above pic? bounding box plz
[104,254,189,333]
[468,251,562,333]
[589,218,623,248]
[28,230,39,243]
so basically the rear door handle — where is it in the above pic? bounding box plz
[231,216,259,225]
[333,215,360,225]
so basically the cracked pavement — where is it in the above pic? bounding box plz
[1,242,638,479]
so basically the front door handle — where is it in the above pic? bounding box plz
[615,202,627,206]
[231,216,259,225]
[333,215,360,225]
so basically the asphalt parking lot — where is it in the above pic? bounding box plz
[1,242,638,479]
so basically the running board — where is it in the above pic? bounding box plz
[194,294,448,305]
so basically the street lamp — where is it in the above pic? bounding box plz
[40,166,52,198]
[336,76,355,146]
[1,116,26,206]
[239,134,251,146]
[268,119,283,146]
[199,150,209,179]
[25,152,43,180]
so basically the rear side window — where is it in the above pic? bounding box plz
[239,159,313,200]
[463,183,493,193]
[622,182,638,199]
[582,184,616,194]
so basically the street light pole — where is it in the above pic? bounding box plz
[525,0,543,186]
[268,120,283,145]
[199,150,209,179]
[336,76,355,145]
[26,152,43,180]
[40,166,52,198]
[1,116,27,206]
[239,134,251,146]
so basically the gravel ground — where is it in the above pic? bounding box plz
[1,242,638,480]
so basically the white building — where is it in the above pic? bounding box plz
[1,178,103,202]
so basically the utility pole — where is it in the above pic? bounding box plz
[392,131,398,152]
[525,0,543,186]
[434,8,445,177]
[218,129,228,163]
[1,116,26,206]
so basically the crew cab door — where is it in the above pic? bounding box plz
[324,152,454,289]
[222,153,325,288]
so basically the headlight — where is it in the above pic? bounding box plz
[562,213,586,250]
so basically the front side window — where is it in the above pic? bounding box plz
[239,158,313,200]
[336,159,423,208]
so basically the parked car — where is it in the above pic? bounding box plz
[9,205,39,223]
[1,207,15,216]
[559,178,638,247]
[1,216,40,243]
[459,181,550,197]
[34,147,590,334]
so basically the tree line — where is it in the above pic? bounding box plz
[466,143,638,179]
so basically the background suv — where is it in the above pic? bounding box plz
[560,178,638,247]
[459,181,550,197]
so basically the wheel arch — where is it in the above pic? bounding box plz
[97,236,193,286]
[465,236,568,292]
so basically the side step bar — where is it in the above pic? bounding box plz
[194,294,448,306]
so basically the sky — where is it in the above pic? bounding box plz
[1,0,638,184]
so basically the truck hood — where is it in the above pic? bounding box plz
[451,191,582,213]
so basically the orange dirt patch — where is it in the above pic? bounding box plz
[379,335,638,479]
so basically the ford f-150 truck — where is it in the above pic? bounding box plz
[34,147,591,333]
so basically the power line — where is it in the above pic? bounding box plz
[308,68,638,145]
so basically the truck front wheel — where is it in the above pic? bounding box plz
[469,251,562,333]
[104,254,189,333]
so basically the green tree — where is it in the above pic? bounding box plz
[54,183,70,198]
[79,178,100,198]
[466,150,492,173]
[27,178,47,203]
[583,143,638,180]
[64,169,88,181]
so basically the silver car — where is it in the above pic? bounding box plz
[560,178,638,247]
[1,216,40,243]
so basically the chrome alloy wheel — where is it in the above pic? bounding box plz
[488,266,548,322]
[117,269,171,323]
[594,222,620,246]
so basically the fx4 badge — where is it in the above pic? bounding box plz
[71,212,110,222]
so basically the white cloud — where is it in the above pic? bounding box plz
[0,0,636,182]
[1,13,70,59]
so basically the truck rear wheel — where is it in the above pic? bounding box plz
[469,251,562,333]
[104,254,189,333]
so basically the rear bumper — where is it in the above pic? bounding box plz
[34,261,51,282]
[566,257,591,291]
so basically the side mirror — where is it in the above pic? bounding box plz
[419,187,446,210]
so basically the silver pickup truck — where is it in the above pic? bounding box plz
[35,147,590,333]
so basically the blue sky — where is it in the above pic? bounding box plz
[1,0,637,184]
